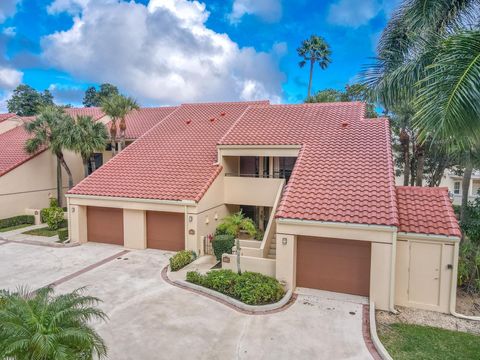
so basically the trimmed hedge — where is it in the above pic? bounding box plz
[58,228,69,242]
[169,250,197,271]
[212,234,235,261]
[186,269,285,305]
[0,215,34,229]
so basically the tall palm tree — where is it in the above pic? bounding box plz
[0,287,108,359]
[297,35,332,98]
[101,94,139,155]
[24,106,75,207]
[65,115,108,177]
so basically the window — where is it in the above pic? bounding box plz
[87,153,104,175]
[453,181,461,195]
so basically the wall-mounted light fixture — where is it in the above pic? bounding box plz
[205,217,209,225]
[214,213,218,221]
[188,215,193,222]
[282,237,288,245]
[71,207,75,213]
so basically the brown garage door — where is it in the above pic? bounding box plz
[87,207,124,245]
[296,236,371,296]
[146,211,185,251]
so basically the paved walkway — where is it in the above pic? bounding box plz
[0,224,61,245]
[0,242,374,360]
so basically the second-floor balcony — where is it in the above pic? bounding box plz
[224,174,285,207]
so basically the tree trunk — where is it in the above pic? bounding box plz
[307,59,314,98]
[400,129,410,186]
[415,143,425,186]
[110,120,117,157]
[120,117,126,151]
[56,157,63,208]
[429,156,449,187]
[58,152,74,190]
[461,151,473,224]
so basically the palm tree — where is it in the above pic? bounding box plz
[219,211,256,274]
[297,35,332,98]
[24,106,75,207]
[65,115,108,177]
[363,0,480,145]
[0,287,108,359]
[101,94,139,155]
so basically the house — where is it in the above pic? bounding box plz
[66,100,461,314]
[0,106,177,220]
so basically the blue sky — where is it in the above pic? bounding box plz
[0,0,400,110]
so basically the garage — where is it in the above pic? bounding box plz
[146,211,185,251]
[87,207,124,245]
[296,236,371,296]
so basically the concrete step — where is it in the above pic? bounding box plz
[269,249,276,255]
[270,242,276,249]
[267,254,276,259]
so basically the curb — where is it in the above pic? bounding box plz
[0,237,80,248]
[161,266,297,315]
[368,302,393,360]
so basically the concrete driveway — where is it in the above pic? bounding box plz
[0,241,374,360]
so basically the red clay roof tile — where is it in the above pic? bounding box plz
[220,102,399,227]
[396,186,461,237]
[69,101,268,201]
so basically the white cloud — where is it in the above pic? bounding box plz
[47,0,91,15]
[327,0,401,28]
[2,26,16,36]
[42,0,284,104]
[229,0,282,24]
[0,0,20,23]
[0,66,22,89]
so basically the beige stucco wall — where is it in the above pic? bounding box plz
[222,254,276,277]
[224,177,283,207]
[123,209,146,250]
[395,234,458,313]
[275,220,396,311]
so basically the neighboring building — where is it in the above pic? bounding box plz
[0,106,177,219]
[67,101,461,314]
[396,170,480,205]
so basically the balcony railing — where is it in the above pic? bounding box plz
[225,170,292,180]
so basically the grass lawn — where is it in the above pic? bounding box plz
[379,323,480,360]
[23,227,67,237]
[0,224,32,232]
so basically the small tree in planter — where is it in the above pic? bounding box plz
[215,211,256,274]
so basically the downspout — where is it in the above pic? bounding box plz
[184,205,188,252]
[449,242,480,321]
[66,197,71,243]
[389,231,398,313]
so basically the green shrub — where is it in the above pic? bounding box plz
[58,228,69,242]
[186,269,285,305]
[40,208,48,223]
[233,272,285,305]
[43,207,65,230]
[212,234,235,261]
[458,240,480,293]
[254,229,264,241]
[169,250,197,271]
[49,197,58,208]
[0,215,34,229]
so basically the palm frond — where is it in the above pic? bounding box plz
[414,30,480,147]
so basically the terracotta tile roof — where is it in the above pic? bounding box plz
[0,113,15,122]
[220,103,399,227]
[106,107,178,140]
[0,124,47,177]
[396,186,461,237]
[69,101,268,201]
[65,107,105,120]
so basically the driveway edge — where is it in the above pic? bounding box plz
[161,265,297,315]
[0,237,80,248]
[365,302,393,360]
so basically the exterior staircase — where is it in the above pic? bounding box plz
[267,236,276,259]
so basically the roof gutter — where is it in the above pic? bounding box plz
[276,217,397,232]
[65,193,197,206]
[397,232,460,242]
